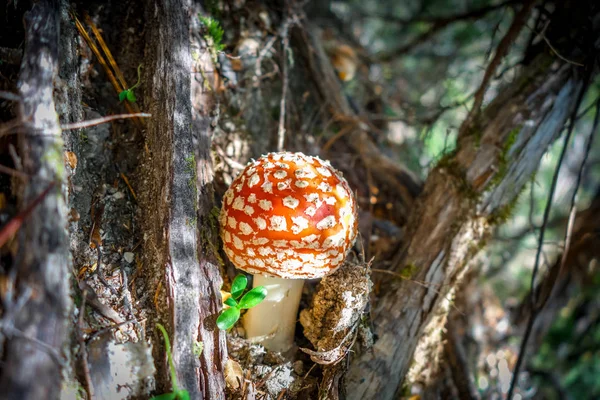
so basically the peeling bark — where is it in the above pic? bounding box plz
[0,0,72,398]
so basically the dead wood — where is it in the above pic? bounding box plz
[0,0,72,398]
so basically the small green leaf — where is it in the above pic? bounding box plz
[193,341,203,357]
[175,390,190,400]
[150,393,177,400]
[127,90,137,102]
[224,297,237,307]
[119,90,128,102]
[238,286,267,309]
[231,274,248,299]
[216,306,240,330]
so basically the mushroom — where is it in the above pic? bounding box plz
[219,152,358,352]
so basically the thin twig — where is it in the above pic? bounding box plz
[527,21,584,67]
[360,0,517,26]
[78,287,95,399]
[87,317,146,342]
[460,0,536,136]
[374,0,518,61]
[0,91,21,102]
[85,14,130,90]
[61,113,151,131]
[120,172,138,201]
[506,67,594,399]
[0,164,30,180]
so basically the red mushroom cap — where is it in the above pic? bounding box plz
[219,152,358,279]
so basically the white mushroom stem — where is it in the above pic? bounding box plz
[242,275,304,353]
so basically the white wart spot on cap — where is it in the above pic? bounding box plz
[295,168,316,179]
[291,216,309,234]
[304,193,319,202]
[246,247,256,256]
[270,215,287,231]
[248,173,260,187]
[262,179,273,193]
[324,196,336,205]
[298,253,317,263]
[227,216,237,229]
[302,234,319,243]
[274,170,287,179]
[252,237,269,245]
[223,231,231,243]
[273,240,288,247]
[318,182,332,192]
[224,189,234,205]
[283,196,300,209]
[317,215,337,230]
[277,180,291,190]
[282,258,303,269]
[316,167,332,177]
[304,205,317,217]
[258,246,274,256]
[254,217,267,230]
[259,199,272,211]
[234,256,247,267]
[336,184,349,199]
[247,193,257,203]
[295,180,309,188]
[233,235,244,250]
[244,205,255,216]
[239,222,254,235]
[323,230,346,249]
[232,197,245,211]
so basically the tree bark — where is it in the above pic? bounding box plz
[140,1,226,398]
[0,0,72,398]
[345,54,586,400]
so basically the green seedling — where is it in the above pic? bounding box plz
[119,64,143,103]
[150,324,190,400]
[198,16,225,52]
[217,274,267,330]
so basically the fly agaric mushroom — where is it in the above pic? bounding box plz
[219,152,358,352]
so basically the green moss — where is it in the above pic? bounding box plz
[399,263,418,279]
[198,15,225,62]
[78,129,88,144]
[185,154,198,209]
[42,143,65,178]
[193,340,204,357]
[435,153,480,202]
[199,205,224,266]
[488,126,521,189]
[487,187,523,226]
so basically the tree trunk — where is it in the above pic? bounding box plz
[345,46,588,400]
[140,1,226,398]
[0,0,72,398]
